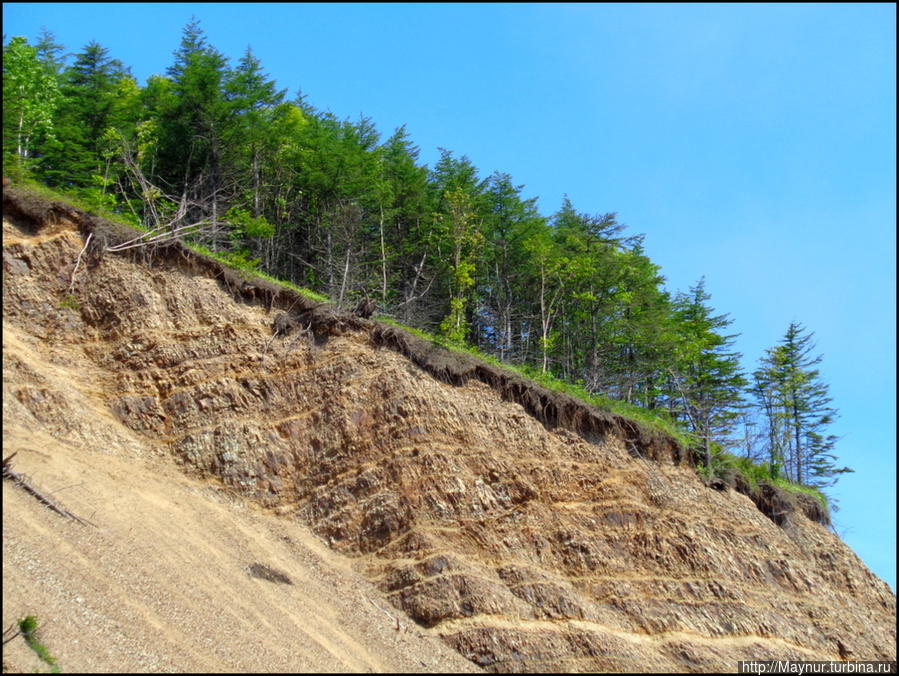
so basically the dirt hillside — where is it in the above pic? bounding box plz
[2,187,895,672]
[1,195,479,673]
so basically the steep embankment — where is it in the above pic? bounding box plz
[1,191,480,673]
[3,187,895,672]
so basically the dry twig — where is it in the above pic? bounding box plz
[368,598,406,632]
[2,454,96,527]
[68,232,93,294]
[2,622,20,646]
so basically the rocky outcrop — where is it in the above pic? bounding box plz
[3,188,895,672]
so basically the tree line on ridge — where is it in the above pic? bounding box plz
[2,21,852,497]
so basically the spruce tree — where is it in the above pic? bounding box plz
[379,126,433,317]
[670,279,747,468]
[159,18,233,248]
[39,40,129,189]
[752,322,851,489]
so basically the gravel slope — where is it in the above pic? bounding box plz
[2,321,479,674]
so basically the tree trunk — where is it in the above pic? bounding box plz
[379,205,388,305]
[338,245,351,308]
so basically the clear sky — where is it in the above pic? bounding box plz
[4,3,895,590]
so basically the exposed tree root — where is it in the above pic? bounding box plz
[2,453,96,527]
[68,232,93,294]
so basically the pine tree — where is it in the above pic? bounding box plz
[752,322,851,489]
[39,40,130,189]
[158,18,233,248]
[669,279,747,468]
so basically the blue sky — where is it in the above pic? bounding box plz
[4,3,895,590]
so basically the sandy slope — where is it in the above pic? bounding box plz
[2,323,479,673]
[3,196,894,673]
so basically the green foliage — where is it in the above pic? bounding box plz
[2,22,850,522]
[18,615,60,673]
[752,322,850,492]
[10,176,140,227]
[226,207,275,240]
[27,39,134,201]
[439,296,468,345]
[379,315,694,448]
[3,36,62,176]
[219,248,262,274]
[33,29,66,76]
[435,186,483,343]
[59,294,81,311]
[704,450,831,515]
[185,240,328,302]
[667,278,748,467]
[255,273,330,303]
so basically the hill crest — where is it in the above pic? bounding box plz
[3,186,895,672]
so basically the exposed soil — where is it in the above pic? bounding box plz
[2,187,895,672]
[2,336,479,673]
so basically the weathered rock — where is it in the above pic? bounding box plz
[3,189,895,672]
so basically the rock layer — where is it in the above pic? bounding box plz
[3,190,895,672]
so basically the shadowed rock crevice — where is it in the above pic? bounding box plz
[3,185,686,468]
[4,185,894,673]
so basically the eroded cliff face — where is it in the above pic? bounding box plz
[3,189,895,672]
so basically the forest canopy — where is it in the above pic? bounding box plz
[1,20,851,501]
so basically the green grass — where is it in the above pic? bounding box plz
[9,178,828,515]
[184,241,329,303]
[13,177,142,229]
[771,476,829,512]
[253,269,330,303]
[706,450,830,514]
[58,294,81,311]
[17,616,60,673]
[377,316,696,448]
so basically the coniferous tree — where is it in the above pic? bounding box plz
[549,197,637,387]
[159,18,233,246]
[4,22,859,513]
[33,28,66,77]
[602,243,672,404]
[752,322,851,489]
[478,172,544,360]
[224,46,286,215]
[217,47,285,267]
[669,279,747,468]
[39,41,131,191]
[378,126,433,317]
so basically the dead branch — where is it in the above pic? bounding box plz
[67,232,93,294]
[667,368,700,433]
[626,440,672,504]
[261,331,278,356]
[105,220,205,253]
[394,250,436,309]
[368,598,406,632]
[2,622,20,646]
[280,322,312,356]
[44,481,87,497]
[2,455,96,527]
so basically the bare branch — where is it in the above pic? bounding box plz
[67,232,93,294]
[3,455,96,527]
